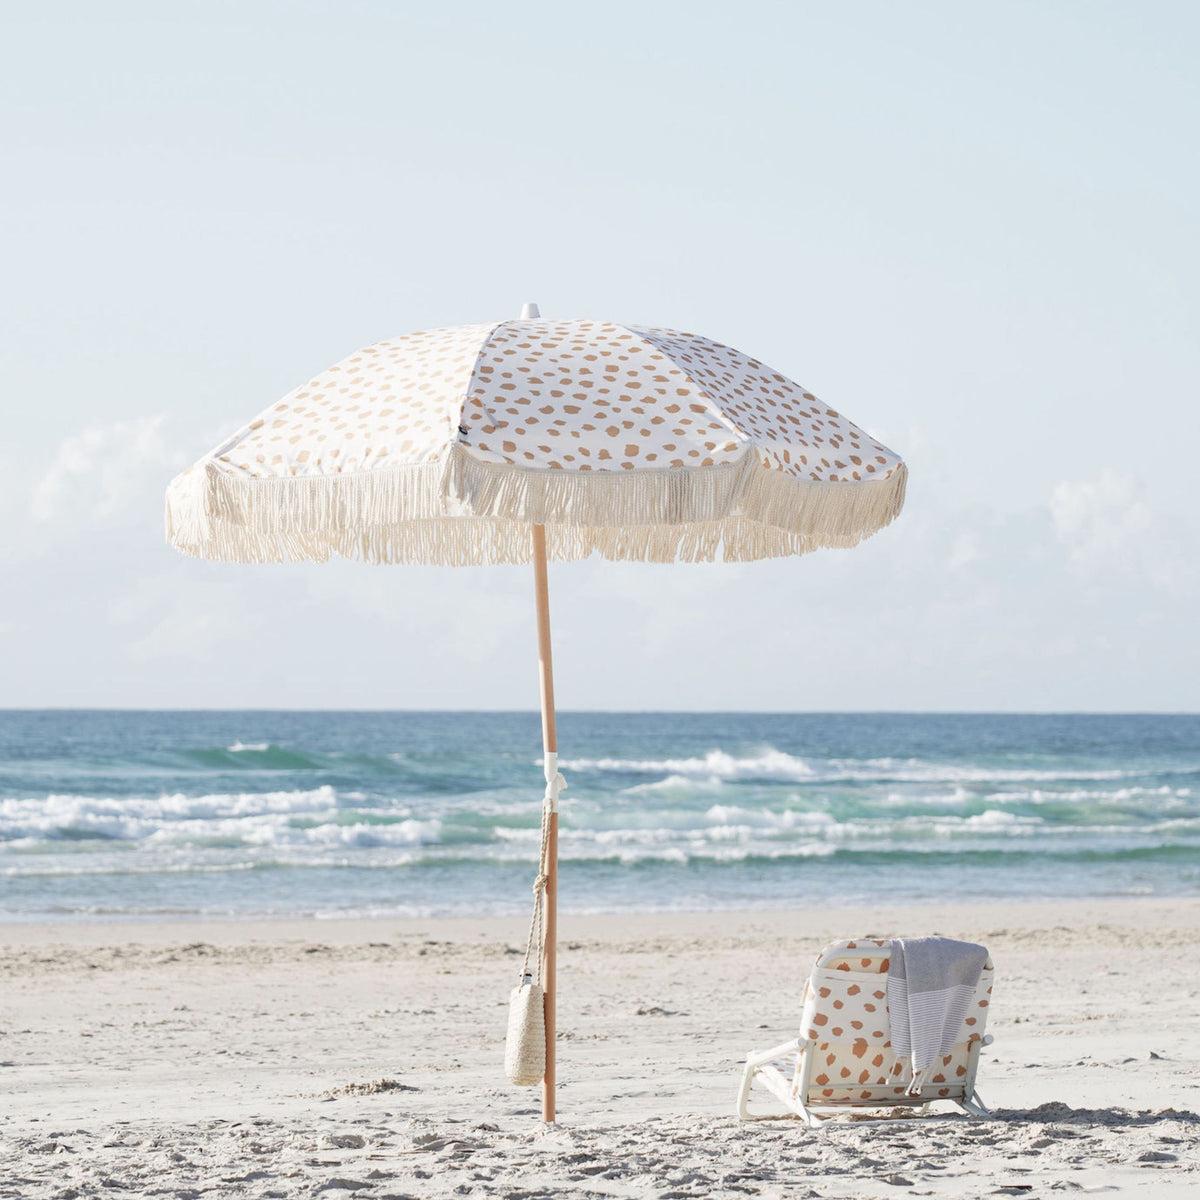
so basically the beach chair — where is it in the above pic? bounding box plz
[736,938,994,1125]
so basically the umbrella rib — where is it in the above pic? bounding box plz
[622,323,752,450]
[449,319,509,450]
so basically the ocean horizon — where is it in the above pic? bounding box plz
[2,709,1197,922]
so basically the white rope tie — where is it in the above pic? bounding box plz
[543,751,567,813]
[519,754,567,987]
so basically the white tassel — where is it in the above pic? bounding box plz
[165,446,907,566]
[907,1065,934,1096]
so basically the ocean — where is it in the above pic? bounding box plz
[0,711,1196,922]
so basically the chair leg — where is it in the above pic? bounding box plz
[796,1099,824,1128]
[959,1089,992,1119]
[738,1059,814,1124]
[736,1062,756,1121]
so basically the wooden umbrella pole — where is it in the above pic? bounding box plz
[531,523,558,1123]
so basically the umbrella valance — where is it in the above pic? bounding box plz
[166,318,906,566]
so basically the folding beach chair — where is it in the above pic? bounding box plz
[736,938,994,1125]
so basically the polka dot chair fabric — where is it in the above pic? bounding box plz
[166,318,906,565]
[797,939,993,1107]
[738,937,995,1124]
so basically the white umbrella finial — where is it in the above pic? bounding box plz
[521,302,540,319]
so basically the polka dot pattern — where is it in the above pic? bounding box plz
[168,317,907,566]
[211,318,901,485]
[794,939,994,1107]
[216,322,492,478]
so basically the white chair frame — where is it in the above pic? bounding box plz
[736,944,994,1126]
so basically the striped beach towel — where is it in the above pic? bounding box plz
[887,936,988,1095]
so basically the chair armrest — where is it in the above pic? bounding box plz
[743,1037,805,1070]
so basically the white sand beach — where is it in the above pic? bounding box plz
[2,897,1197,1198]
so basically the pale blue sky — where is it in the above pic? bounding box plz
[3,1,1197,710]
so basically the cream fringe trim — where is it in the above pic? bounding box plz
[165,447,906,566]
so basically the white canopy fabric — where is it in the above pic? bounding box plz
[166,318,906,565]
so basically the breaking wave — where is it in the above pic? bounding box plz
[559,748,815,781]
[2,711,1198,917]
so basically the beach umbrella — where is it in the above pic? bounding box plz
[165,304,907,1121]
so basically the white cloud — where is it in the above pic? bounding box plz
[1051,469,1148,560]
[126,603,244,664]
[947,530,982,571]
[3,420,1198,709]
[1050,469,1189,590]
[31,415,187,523]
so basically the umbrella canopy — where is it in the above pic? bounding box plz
[165,308,907,1124]
[166,317,905,566]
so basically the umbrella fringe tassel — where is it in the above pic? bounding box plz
[165,449,907,566]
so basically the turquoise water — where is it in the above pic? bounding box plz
[0,711,1197,920]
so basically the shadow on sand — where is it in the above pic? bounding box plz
[996,1101,1200,1127]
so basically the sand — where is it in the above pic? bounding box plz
[1,897,1197,1198]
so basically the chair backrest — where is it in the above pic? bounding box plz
[796,937,993,1108]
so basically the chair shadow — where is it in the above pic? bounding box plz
[995,1101,1200,1127]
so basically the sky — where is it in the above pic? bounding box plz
[2,0,1198,711]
